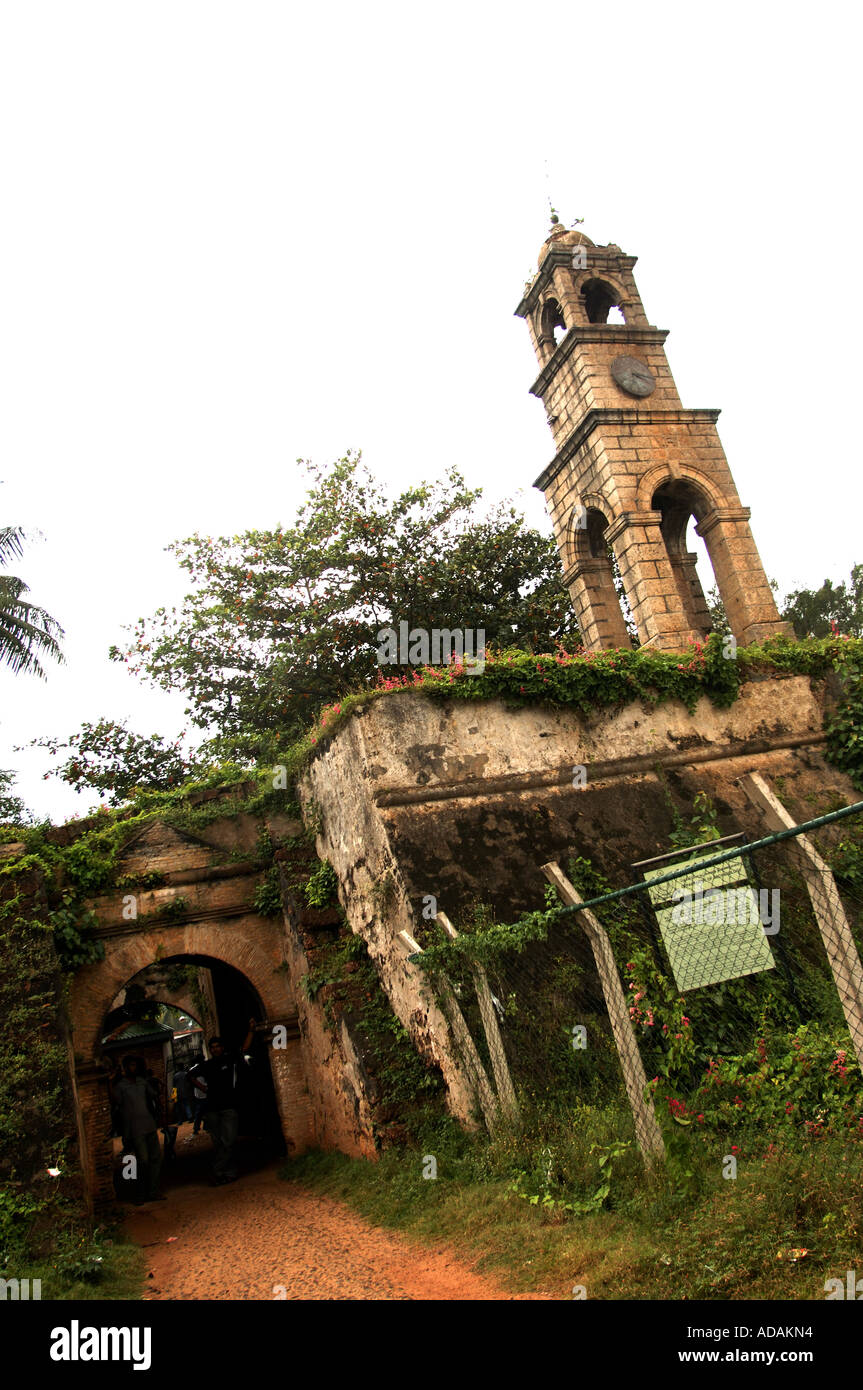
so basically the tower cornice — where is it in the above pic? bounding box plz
[515,245,638,318]
[533,408,722,492]
[528,325,670,399]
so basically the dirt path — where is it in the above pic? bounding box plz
[125,1131,549,1301]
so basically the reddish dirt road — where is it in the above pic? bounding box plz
[125,1129,549,1301]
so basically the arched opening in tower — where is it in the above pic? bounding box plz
[540,296,567,352]
[101,956,285,1204]
[572,506,636,649]
[651,479,717,639]
[580,278,626,325]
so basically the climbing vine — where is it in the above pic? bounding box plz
[823,648,863,790]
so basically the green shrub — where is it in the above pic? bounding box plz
[304,860,337,908]
[253,865,283,916]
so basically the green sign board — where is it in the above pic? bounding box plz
[644,849,775,993]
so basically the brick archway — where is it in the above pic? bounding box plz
[71,916,311,1207]
[70,918,291,1060]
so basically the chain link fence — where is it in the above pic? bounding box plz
[410,785,863,1165]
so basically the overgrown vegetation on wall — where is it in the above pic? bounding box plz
[411,786,863,1139]
[0,766,297,964]
[302,925,448,1139]
[278,833,449,1146]
[0,906,71,1233]
[0,860,147,1295]
[302,634,863,787]
[287,791,863,1300]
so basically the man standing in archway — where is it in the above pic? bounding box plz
[193,1019,256,1186]
[113,1056,165,1204]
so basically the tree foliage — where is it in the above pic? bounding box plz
[706,568,863,643]
[781,564,863,640]
[28,719,201,807]
[0,768,29,825]
[109,453,579,762]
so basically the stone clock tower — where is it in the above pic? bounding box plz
[515,220,791,652]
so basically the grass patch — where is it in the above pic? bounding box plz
[280,1115,863,1301]
[3,1215,146,1301]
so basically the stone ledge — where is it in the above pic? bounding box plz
[374,731,828,808]
[534,408,723,492]
[90,901,257,938]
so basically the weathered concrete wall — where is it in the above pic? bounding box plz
[277,881,377,1160]
[301,675,857,1119]
[301,719,484,1129]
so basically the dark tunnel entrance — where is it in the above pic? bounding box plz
[102,955,286,1205]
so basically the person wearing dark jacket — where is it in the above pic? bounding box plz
[173,1066,194,1123]
[112,1056,165,1202]
[192,1019,256,1185]
[188,1059,207,1134]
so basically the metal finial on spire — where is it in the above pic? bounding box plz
[542,159,586,237]
[549,205,585,234]
[543,157,559,229]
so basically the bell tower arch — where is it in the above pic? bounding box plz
[515,217,792,652]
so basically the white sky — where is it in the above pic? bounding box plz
[1,1,861,822]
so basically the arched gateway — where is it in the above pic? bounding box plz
[68,814,373,1209]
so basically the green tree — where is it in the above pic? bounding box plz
[0,768,30,824]
[0,526,64,677]
[781,564,863,639]
[27,718,202,807]
[110,453,580,762]
[704,583,732,638]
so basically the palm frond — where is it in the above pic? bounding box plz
[0,574,65,677]
[0,526,26,567]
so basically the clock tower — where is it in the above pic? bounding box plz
[515,220,791,652]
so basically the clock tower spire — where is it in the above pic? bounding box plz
[515,225,791,652]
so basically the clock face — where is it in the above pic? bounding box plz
[611,355,656,398]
